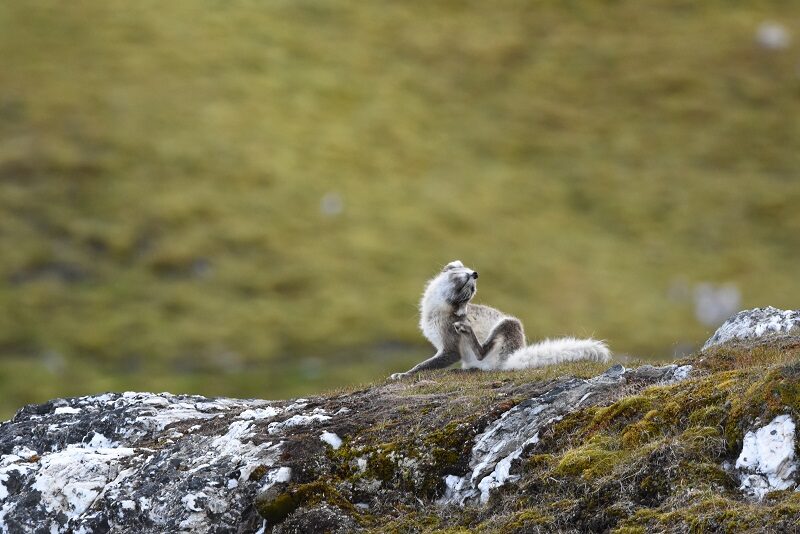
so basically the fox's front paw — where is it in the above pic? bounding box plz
[390,372,408,380]
[453,321,472,335]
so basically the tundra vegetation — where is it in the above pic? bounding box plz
[1,1,800,416]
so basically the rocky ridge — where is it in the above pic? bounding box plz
[1,307,800,533]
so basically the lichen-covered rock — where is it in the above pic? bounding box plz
[703,306,800,350]
[0,392,339,533]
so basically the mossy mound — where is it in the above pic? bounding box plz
[257,341,800,533]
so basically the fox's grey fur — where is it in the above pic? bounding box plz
[390,260,611,379]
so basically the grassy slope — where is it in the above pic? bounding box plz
[0,1,799,416]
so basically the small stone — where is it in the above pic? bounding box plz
[603,364,626,378]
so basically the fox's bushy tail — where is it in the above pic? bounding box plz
[501,337,611,370]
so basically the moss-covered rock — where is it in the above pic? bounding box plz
[321,337,800,533]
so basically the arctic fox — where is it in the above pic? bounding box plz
[390,260,610,379]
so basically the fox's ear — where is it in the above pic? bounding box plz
[442,260,464,272]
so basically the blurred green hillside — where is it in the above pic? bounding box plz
[1,1,799,418]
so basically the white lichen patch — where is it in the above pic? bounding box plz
[106,392,274,438]
[84,432,117,449]
[210,420,281,483]
[181,492,206,512]
[258,466,293,493]
[11,446,38,459]
[735,415,797,500]
[466,424,553,504]
[238,407,282,420]
[128,402,220,434]
[356,457,368,472]
[178,512,208,532]
[320,431,343,449]
[286,399,309,411]
[475,448,523,503]
[31,445,136,521]
[267,408,331,435]
[212,420,255,449]
[54,407,82,415]
[0,456,34,503]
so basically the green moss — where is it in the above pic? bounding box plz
[688,404,726,428]
[424,420,473,478]
[613,527,646,534]
[678,462,736,491]
[535,408,597,453]
[589,395,653,434]
[381,353,800,531]
[256,480,363,525]
[256,491,300,524]
[366,445,399,483]
[496,508,554,532]
[371,511,444,533]
[255,481,329,523]
[555,435,626,479]
[328,412,482,506]
[524,454,555,471]
[621,411,660,449]
[616,487,800,532]
[620,493,800,532]
[248,464,268,481]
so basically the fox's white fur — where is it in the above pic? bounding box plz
[391,260,610,379]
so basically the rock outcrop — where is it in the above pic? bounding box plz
[702,306,800,350]
[2,308,800,533]
[0,393,302,532]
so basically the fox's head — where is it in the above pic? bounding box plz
[421,260,479,316]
